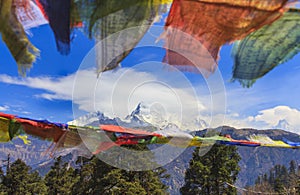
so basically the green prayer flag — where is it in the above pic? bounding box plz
[232,9,300,87]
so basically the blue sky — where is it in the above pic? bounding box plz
[0,25,94,121]
[1,10,300,134]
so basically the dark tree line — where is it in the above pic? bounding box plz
[0,150,169,195]
[180,145,241,195]
[1,143,298,195]
[0,158,47,195]
[245,160,300,195]
[0,144,242,195]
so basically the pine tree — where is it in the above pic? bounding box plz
[274,177,285,194]
[0,154,9,194]
[255,175,261,185]
[180,144,241,195]
[272,165,288,193]
[71,156,92,194]
[44,156,79,195]
[72,156,116,194]
[289,160,297,175]
[297,164,300,194]
[0,167,8,195]
[118,145,169,194]
[251,160,299,194]
[296,179,300,194]
[262,173,268,183]
[4,159,47,195]
[288,160,298,193]
[73,145,169,194]
[121,167,169,194]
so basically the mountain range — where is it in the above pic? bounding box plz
[68,102,208,130]
[1,102,299,195]
[163,127,300,194]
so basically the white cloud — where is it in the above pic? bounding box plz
[0,105,9,111]
[1,70,299,134]
[0,64,209,128]
[0,74,75,100]
[251,106,300,134]
[217,106,300,134]
[202,112,253,130]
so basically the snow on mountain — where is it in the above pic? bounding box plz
[124,102,169,128]
[124,102,208,130]
[68,111,120,127]
[69,102,208,131]
[154,126,193,139]
[182,117,208,131]
[68,112,101,126]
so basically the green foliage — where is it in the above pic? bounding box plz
[0,167,8,195]
[249,160,300,194]
[0,145,169,195]
[180,145,241,195]
[232,9,300,87]
[44,156,80,195]
[296,178,300,194]
[73,145,169,194]
[2,159,47,195]
[289,160,297,175]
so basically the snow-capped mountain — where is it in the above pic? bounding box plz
[124,102,169,128]
[185,117,208,131]
[68,104,153,128]
[123,102,209,130]
[68,112,103,126]
[69,102,208,131]
[68,111,120,127]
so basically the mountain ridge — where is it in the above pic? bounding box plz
[68,102,208,130]
[1,104,299,194]
[163,126,300,194]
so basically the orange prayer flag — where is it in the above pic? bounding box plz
[16,118,66,142]
[163,0,290,74]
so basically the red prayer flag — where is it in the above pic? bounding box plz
[163,0,290,74]
[16,118,65,142]
[0,112,16,120]
[100,125,162,137]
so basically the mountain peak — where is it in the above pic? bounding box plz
[127,102,173,128]
[129,102,146,116]
[123,102,152,127]
[69,102,209,130]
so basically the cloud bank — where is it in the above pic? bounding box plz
[0,64,210,129]
[0,67,300,134]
